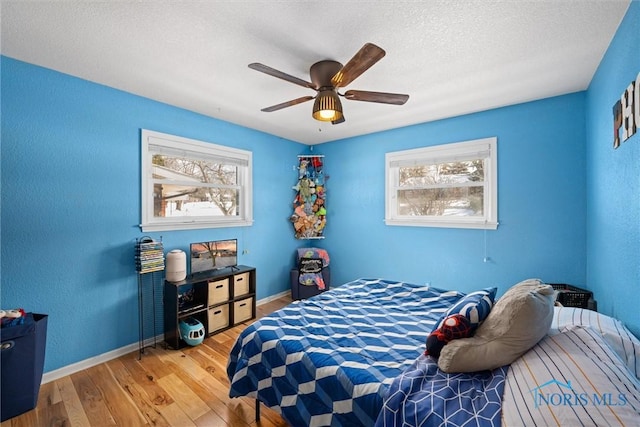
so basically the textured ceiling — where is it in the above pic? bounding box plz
[0,1,630,145]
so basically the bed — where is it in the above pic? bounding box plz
[227,278,640,427]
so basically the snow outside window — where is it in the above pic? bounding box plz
[385,137,498,229]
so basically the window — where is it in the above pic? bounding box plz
[385,137,497,229]
[140,130,253,232]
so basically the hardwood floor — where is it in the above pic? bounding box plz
[1,296,292,427]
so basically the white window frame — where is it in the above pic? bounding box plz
[140,129,253,232]
[385,137,498,230]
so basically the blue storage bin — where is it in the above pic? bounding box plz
[1,313,48,421]
[290,248,330,300]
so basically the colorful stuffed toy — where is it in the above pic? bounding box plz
[298,159,309,179]
[0,308,26,327]
[291,156,327,238]
[425,314,472,358]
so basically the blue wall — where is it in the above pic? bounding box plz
[1,57,304,372]
[2,1,639,375]
[317,94,587,295]
[585,1,640,338]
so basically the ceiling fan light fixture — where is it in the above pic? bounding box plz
[312,90,343,122]
[250,43,408,124]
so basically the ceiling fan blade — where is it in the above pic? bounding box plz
[260,96,315,112]
[249,63,314,89]
[331,43,386,88]
[344,90,409,105]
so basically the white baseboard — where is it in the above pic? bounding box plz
[41,335,163,384]
[41,291,291,384]
[256,289,290,304]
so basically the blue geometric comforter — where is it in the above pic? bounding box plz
[376,355,508,427]
[227,278,465,427]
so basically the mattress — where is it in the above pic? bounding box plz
[227,278,464,426]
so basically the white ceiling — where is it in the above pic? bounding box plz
[1,1,630,145]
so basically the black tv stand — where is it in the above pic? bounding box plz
[164,265,256,349]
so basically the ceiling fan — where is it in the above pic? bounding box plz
[249,43,409,124]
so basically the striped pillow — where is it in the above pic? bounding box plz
[549,306,640,379]
[434,287,497,333]
[502,326,640,426]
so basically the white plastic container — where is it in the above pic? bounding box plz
[165,250,187,282]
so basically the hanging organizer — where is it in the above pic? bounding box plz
[290,155,326,239]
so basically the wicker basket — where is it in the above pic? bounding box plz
[550,283,593,309]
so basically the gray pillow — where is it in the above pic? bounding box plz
[438,278,555,373]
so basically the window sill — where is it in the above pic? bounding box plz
[385,218,498,230]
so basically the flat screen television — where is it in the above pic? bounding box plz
[189,239,238,277]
